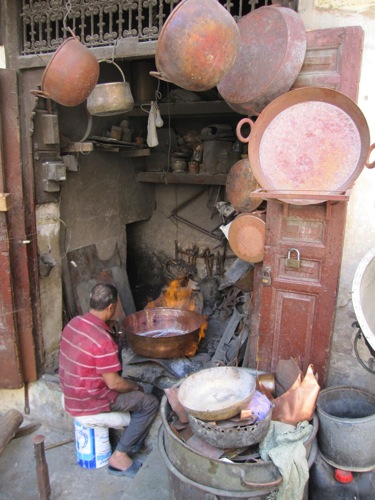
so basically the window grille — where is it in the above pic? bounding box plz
[21,0,297,55]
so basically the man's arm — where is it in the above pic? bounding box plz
[102,372,143,393]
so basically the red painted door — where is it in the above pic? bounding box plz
[249,201,347,382]
[246,26,364,383]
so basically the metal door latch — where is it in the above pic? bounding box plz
[286,248,301,269]
[261,267,272,286]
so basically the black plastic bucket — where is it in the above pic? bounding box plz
[316,386,375,471]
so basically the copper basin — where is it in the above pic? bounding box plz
[151,0,239,91]
[122,308,206,359]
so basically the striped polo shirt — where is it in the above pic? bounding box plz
[59,312,121,417]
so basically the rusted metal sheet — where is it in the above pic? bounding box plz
[249,201,347,383]
[0,69,37,386]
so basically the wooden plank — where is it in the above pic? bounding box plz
[61,142,94,153]
[0,410,23,457]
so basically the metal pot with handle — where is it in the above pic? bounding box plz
[31,29,99,107]
[87,61,134,116]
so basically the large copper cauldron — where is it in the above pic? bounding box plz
[150,0,239,91]
[122,308,206,359]
[32,32,99,107]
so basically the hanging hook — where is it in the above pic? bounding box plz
[63,0,73,34]
[110,37,119,63]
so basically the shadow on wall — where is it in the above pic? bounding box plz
[126,230,165,310]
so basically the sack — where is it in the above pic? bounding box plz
[259,362,320,425]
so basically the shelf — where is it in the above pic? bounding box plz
[137,171,227,185]
[61,140,150,156]
[128,100,240,118]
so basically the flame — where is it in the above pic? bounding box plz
[146,278,202,312]
[145,277,207,357]
[185,318,207,357]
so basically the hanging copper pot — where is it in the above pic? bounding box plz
[150,0,240,92]
[31,31,99,107]
[87,61,134,116]
[218,6,307,116]
[226,158,263,213]
[228,213,266,263]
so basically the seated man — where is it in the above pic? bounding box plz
[59,283,159,478]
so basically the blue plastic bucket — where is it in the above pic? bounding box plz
[74,419,111,469]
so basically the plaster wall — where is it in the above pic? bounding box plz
[127,183,228,309]
[36,203,62,374]
[299,0,375,389]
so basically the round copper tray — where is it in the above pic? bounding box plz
[236,87,372,204]
[228,214,266,263]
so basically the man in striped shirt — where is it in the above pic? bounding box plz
[59,283,159,478]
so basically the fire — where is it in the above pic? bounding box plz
[145,277,207,356]
[146,278,203,313]
[185,318,207,357]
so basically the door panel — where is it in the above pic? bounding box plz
[293,26,364,102]
[250,201,347,382]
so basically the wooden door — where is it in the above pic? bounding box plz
[246,26,364,382]
[249,201,347,381]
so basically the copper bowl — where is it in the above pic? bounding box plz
[122,308,206,359]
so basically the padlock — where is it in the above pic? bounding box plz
[261,267,272,286]
[286,248,301,269]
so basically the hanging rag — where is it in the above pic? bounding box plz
[259,420,312,500]
[146,101,159,147]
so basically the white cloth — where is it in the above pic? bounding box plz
[259,420,312,500]
[74,411,131,429]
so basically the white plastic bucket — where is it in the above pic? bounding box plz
[74,419,111,469]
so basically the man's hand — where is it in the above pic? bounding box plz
[103,372,141,393]
[107,319,121,334]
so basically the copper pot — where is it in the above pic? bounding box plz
[150,0,240,91]
[87,61,134,116]
[218,6,307,116]
[122,308,206,359]
[228,213,266,263]
[32,33,99,107]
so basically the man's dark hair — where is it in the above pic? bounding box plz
[89,283,118,311]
